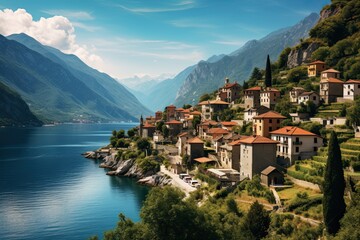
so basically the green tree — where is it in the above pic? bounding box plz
[287,66,307,83]
[347,97,360,127]
[183,104,192,109]
[156,121,164,131]
[192,115,201,132]
[162,125,169,138]
[116,129,125,139]
[323,131,346,235]
[250,67,263,80]
[199,93,211,102]
[277,47,291,69]
[243,201,270,239]
[112,130,117,137]
[136,138,151,152]
[127,128,135,138]
[265,55,272,87]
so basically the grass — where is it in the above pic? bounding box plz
[277,185,321,203]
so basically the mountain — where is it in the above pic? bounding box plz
[173,12,319,106]
[0,81,42,126]
[2,34,151,122]
[118,73,173,91]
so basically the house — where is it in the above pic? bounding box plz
[290,87,305,103]
[198,120,218,138]
[221,121,238,130]
[218,137,247,171]
[260,88,281,109]
[198,100,229,121]
[217,78,241,103]
[298,91,320,106]
[244,86,261,109]
[244,105,270,122]
[175,108,185,120]
[321,68,341,80]
[205,128,229,140]
[270,126,323,166]
[165,120,183,137]
[261,166,284,186]
[289,112,309,123]
[320,77,344,104]
[239,135,278,180]
[165,105,176,121]
[307,60,326,77]
[142,122,156,138]
[186,137,204,163]
[253,111,287,138]
[177,132,191,156]
[343,79,360,101]
[153,131,164,143]
[310,117,347,127]
[155,111,163,121]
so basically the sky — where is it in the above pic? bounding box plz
[0,0,330,80]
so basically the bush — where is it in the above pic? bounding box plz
[137,157,160,174]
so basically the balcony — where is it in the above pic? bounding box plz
[293,141,303,145]
[280,140,288,145]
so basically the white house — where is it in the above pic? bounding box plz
[290,87,305,103]
[270,126,323,166]
[298,91,320,106]
[343,79,360,101]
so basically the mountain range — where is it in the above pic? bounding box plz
[128,12,319,111]
[0,34,151,123]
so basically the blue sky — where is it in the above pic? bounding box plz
[0,0,330,79]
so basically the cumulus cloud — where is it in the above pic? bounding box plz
[0,8,103,69]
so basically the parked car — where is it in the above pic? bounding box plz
[179,173,189,179]
[190,180,199,186]
[183,176,192,183]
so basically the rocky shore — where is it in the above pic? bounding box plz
[83,150,172,187]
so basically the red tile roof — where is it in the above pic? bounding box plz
[207,128,229,135]
[321,77,343,84]
[223,82,240,89]
[178,132,189,137]
[165,120,182,125]
[270,126,317,136]
[221,121,238,126]
[143,123,155,128]
[194,157,216,163]
[228,136,250,146]
[166,105,176,108]
[199,120,218,126]
[253,111,286,119]
[239,135,278,144]
[308,60,325,65]
[187,137,204,144]
[322,68,340,73]
[345,79,360,84]
[190,111,202,115]
[198,100,229,105]
[245,86,261,91]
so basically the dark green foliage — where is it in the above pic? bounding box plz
[287,66,308,83]
[277,47,291,69]
[183,104,192,109]
[136,138,151,152]
[300,122,324,136]
[244,201,270,240]
[161,125,169,138]
[155,121,164,131]
[274,95,296,118]
[250,67,263,80]
[127,128,136,138]
[116,130,125,139]
[192,115,201,132]
[239,176,276,203]
[347,96,360,126]
[297,101,317,117]
[199,93,212,102]
[265,55,272,87]
[323,131,346,235]
[136,157,160,174]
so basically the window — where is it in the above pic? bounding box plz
[314,147,318,152]
[358,85,360,88]
[348,91,350,95]
[314,137,317,143]
[269,127,272,132]
[277,119,280,124]
[269,119,272,123]
[296,137,299,142]
[313,96,316,101]
[296,147,299,153]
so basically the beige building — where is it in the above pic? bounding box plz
[298,91,320,106]
[320,77,343,104]
[244,86,261,109]
[343,79,360,101]
[260,88,280,109]
[321,68,341,80]
[198,100,229,121]
[290,87,305,103]
[177,132,191,156]
[270,126,323,166]
[239,135,278,180]
[165,120,183,137]
[307,60,326,77]
[253,111,286,138]
[244,106,270,122]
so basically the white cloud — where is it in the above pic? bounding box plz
[0,8,103,70]
[116,0,197,13]
[42,9,94,20]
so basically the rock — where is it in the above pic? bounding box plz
[114,159,134,175]
[287,42,321,68]
[99,153,118,168]
[83,151,96,159]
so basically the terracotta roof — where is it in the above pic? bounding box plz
[143,123,155,128]
[262,87,280,92]
[165,120,182,125]
[245,86,261,91]
[253,111,286,119]
[299,91,319,97]
[194,157,216,163]
[270,126,317,136]
[322,68,340,73]
[199,120,218,126]
[345,79,360,84]
[308,60,325,65]
[190,111,202,115]
[261,166,282,176]
[187,137,204,144]
[228,136,250,146]
[221,121,238,126]
[199,99,230,105]
[239,135,278,144]
[207,128,229,135]
[166,105,176,108]
[178,132,189,137]
[223,82,239,89]
[321,77,343,84]
[213,135,224,142]
[182,109,191,113]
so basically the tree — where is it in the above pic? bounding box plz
[323,131,346,235]
[183,104,192,109]
[127,128,135,138]
[265,55,272,87]
[116,129,125,139]
[162,125,169,138]
[136,138,151,152]
[199,93,211,102]
[347,97,360,127]
[156,121,164,131]
[243,201,270,239]
[287,66,307,83]
[192,115,201,132]
[277,47,291,69]
[250,67,263,80]
[112,130,117,137]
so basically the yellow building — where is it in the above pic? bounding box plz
[253,111,286,138]
[307,60,326,77]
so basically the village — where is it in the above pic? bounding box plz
[134,59,360,214]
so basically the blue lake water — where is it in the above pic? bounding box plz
[0,123,149,240]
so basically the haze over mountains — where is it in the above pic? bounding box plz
[126,13,319,111]
[0,34,151,124]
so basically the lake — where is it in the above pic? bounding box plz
[0,123,149,240]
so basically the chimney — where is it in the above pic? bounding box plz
[225,77,229,84]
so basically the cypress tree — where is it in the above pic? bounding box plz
[323,130,346,235]
[265,55,272,87]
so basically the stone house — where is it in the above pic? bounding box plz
[198,120,218,138]
[165,105,176,121]
[343,79,360,101]
[142,122,156,138]
[244,86,261,109]
[244,105,270,122]
[220,121,238,131]
[217,78,241,103]
[261,166,284,186]
[205,128,229,141]
[289,87,305,103]
[260,87,281,109]
[177,132,191,156]
[153,130,164,143]
[298,91,320,106]
[198,100,229,121]
[155,111,163,121]
[239,135,278,180]
[165,120,183,138]
[321,68,341,80]
[270,126,323,166]
[320,77,344,104]
[186,137,205,163]
[253,111,286,138]
[307,60,326,77]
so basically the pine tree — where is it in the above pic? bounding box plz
[323,130,346,235]
[265,55,272,87]
[244,201,270,239]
